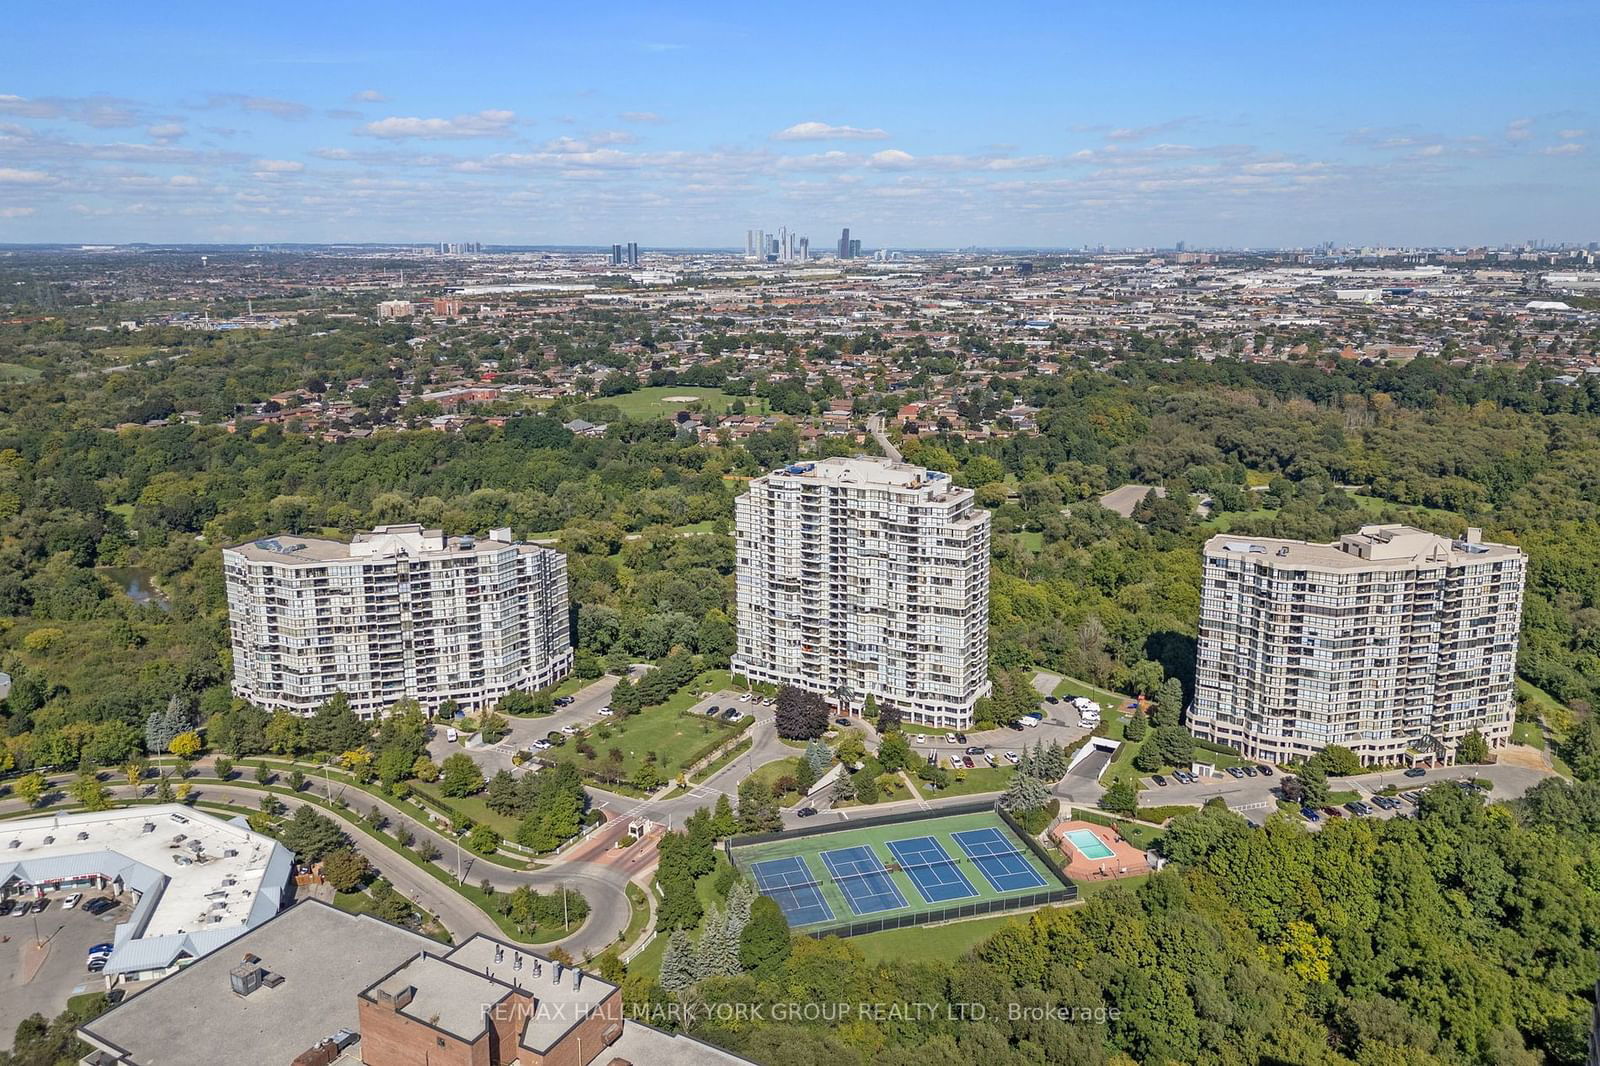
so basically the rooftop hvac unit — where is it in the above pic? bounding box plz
[230,964,264,997]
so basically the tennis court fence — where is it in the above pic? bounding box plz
[727,798,1078,940]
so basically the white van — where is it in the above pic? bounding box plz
[1020,713,1042,728]
[446,728,458,743]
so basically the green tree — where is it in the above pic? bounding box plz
[738,896,791,975]
[70,773,111,811]
[277,805,349,863]
[15,771,46,807]
[439,753,485,797]
[1295,761,1331,807]
[1100,776,1137,816]
[1457,729,1492,765]
[320,848,371,892]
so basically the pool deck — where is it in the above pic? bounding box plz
[1049,820,1151,882]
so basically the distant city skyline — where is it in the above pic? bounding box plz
[1,2,1596,247]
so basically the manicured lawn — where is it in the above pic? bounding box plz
[407,780,523,839]
[567,702,746,783]
[1051,674,1139,713]
[1511,720,1546,750]
[925,763,1014,798]
[849,913,1027,964]
[1076,873,1152,898]
[602,386,765,419]
[747,756,802,802]
[691,738,752,784]
[1350,493,1463,526]
[674,519,723,536]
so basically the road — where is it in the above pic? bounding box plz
[866,413,902,462]
[430,668,649,775]
[0,776,640,962]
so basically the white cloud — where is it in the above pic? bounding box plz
[1505,117,1534,142]
[358,110,517,139]
[1542,143,1584,156]
[253,159,305,172]
[774,121,890,142]
[1557,128,1587,139]
[868,149,916,168]
[620,111,664,123]
[0,206,34,217]
[147,122,186,141]
[168,174,200,186]
[352,89,387,103]
[0,167,53,184]
[206,94,312,120]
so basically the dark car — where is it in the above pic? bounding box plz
[1008,722,1024,731]
[722,709,741,721]
[964,745,984,756]
[1299,806,1321,822]
[835,717,851,727]
[1045,696,1060,705]
[1152,775,1168,787]
[31,898,50,914]
[1404,767,1427,778]
[0,899,13,917]
[706,705,721,715]
[1345,800,1372,816]
[1256,764,1275,776]
[83,897,117,916]
[1320,806,1344,819]
[961,756,975,769]
[553,696,574,707]
[953,732,968,744]
[796,807,818,818]
[1241,766,1257,777]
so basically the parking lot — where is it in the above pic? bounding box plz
[0,891,130,1037]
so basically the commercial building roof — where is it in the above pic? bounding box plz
[0,805,291,976]
[80,901,437,1066]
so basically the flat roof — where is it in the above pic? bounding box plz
[444,934,617,1052]
[1204,524,1523,572]
[763,455,961,493]
[225,524,544,565]
[1,805,291,974]
[80,901,437,1066]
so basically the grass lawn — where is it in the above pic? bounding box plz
[1015,530,1044,552]
[849,913,1027,964]
[1051,674,1139,712]
[674,519,723,536]
[602,386,765,419]
[1198,506,1281,531]
[619,882,651,954]
[407,780,523,839]
[691,738,753,784]
[1076,873,1152,898]
[925,764,1014,798]
[747,757,803,803]
[564,702,745,784]
[1511,719,1547,750]
[0,363,42,382]
[1349,493,1463,526]
[333,887,456,942]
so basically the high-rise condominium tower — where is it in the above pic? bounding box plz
[1190,524,1526,766]
[733,457,991,727]
[224,524,572,718]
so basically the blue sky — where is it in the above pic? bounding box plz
[1,1,1596,247]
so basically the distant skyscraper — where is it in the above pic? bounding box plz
[626,241,639,266]
[610,244,623,266]
[849,238,861,258]
[799,237,809,260]
[1176,240,1186,252]
[746,229,755,256]
[838,227,851,259]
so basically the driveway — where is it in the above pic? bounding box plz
[429,669,648,774]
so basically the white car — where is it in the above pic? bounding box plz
[947,755,964,770]
[532,740,551,751]
[63,893,82,910]
[1004,751,1019,764]
[561,724,579,735]
[597,706,614,717]
[740,693,752,702]
[913,733,928,745]
[446,728,459,743]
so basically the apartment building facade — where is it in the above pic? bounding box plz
[1190,524,1526,766]
[223,524,572,718]
[733,457,991,728]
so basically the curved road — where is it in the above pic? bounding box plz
[0,775,641,961]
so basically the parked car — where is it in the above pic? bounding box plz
[561,724,579,735]
[1299,806,1321,822]
[964,745,984,756]
[1320,807,1344,819]
[532,740,551,751]
[1003,751,1019,764]
[1256,764,1275,776]
[1241,766,1257,778]
[835,717,851,727]
[1404,767,1427,779]
[445,728,458,743]
[1227,766,1246,779]
[597,706,614,717]
[1045,696,1060,704]
[87,957,108,973]
[87,943,113,958]
[0,899,13,917]
[722,709,740,721]
[31,898,50,912]
[84,897,117,916]
[796,807,818,818]
[953,732,968,744]
[63,893,82,910]
[1344,800,1373,816]
[12,900,32,919]
[983,753,996,766]
[947,755,964,770]
[913,734,928,745]
[1008,722,1025,731]
[1152,774,1167,787]
[706,705,721,716]
[961,756,976,769]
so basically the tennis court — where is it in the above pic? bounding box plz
[730,807,1069,935]
[749,855,835,927]
[820,845,909,915]
[885,835,978,904]
[952,826,1050,892]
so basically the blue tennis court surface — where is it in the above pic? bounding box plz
[749,855,834,926]
[886,835,978,903]
[820,845,908,916]
[952,827,1048,892]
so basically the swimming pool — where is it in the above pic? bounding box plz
[1064,828,1115,861]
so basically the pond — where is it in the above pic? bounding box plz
[100,566,172,612]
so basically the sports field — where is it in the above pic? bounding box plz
[730,809,1066,933]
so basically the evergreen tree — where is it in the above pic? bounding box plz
[1000,771,1050,814]
[1100,776,1138,816]
[659,929,700,992]
[738,896,791,975]
[1124,711,1150,742]
[696,903,742,978]
[1152,678,1185,728]
[1458,729,1492,765]
[712,793,737,837]
[802,739,833,779]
